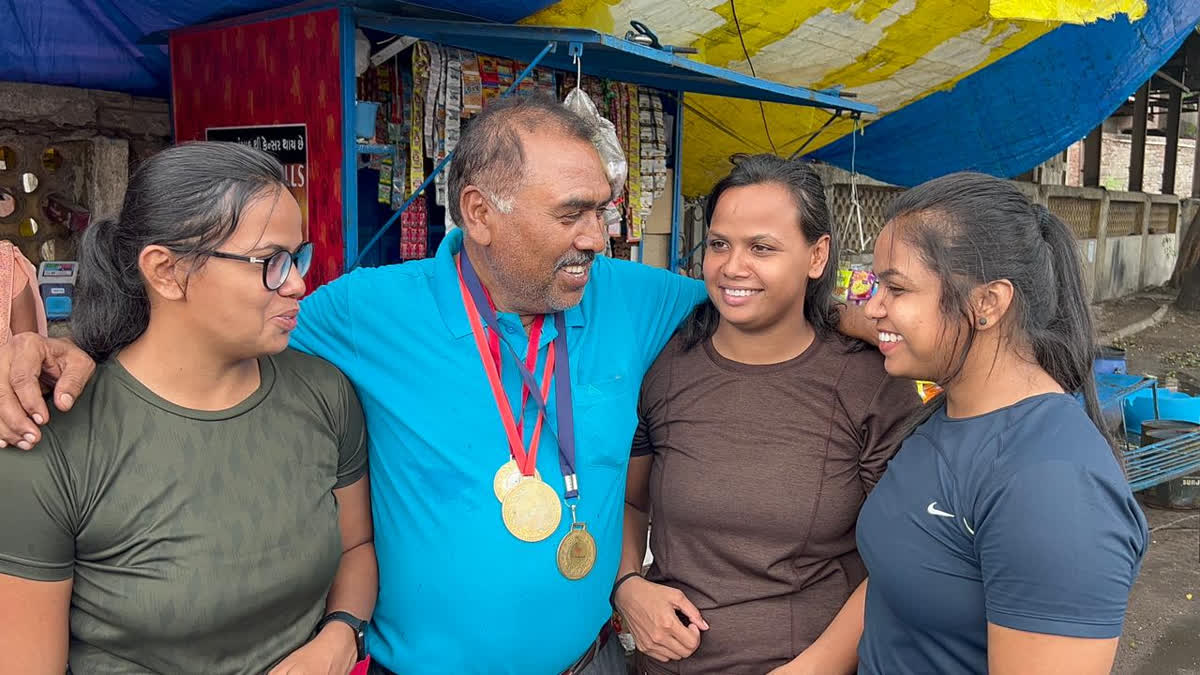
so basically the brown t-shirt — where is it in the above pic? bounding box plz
[630,333,920,674]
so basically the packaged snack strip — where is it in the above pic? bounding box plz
[412,42,431,102]
[461,51,482,116]
[445,52,463,157]
[627,85,643,242]
[409,89,424,195]
[536,68,556,98]
[390,57,404,125]
[497,58,514,93]
[833,267,852,302]
[479,55,500,107]
[378,154,393,205]
[847,266,877,305]
[409,47,427,196]
[423,44,444,159]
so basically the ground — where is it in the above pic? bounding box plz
[1119,508,1199,675]
[1101,290,1200,395]
[1096,291,1200,675]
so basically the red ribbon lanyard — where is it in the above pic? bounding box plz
[477,280,545,435]
[512,318,545,436]
[473,269,547,436]
[458,263,555,476]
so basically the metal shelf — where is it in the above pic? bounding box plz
[357,143,394,155]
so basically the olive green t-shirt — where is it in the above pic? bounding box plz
[0,348,367,674]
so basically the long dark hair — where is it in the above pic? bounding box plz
[887,172,1106,440]
[73,142,288,362]
[681,155,841,349]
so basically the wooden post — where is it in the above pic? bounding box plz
[1094,190,1111,301]
[1130,81,1150,192]
[1163,87,1182,194]
[1193,112,1200,198]
[1083,125,1102,187]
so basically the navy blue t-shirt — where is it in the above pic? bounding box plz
[856,394,1148,674]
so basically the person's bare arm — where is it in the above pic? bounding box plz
[612,455,707,663]
[988,624,1118,675]
[270,476,376,675]
[768,580,865,675]
[618,455,652,580]
[324,476,376,627]
[0,334,95,449]
[0,575,71,674]
[9,283,39,336]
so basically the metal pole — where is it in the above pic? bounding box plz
[669,90,685,273]
[340,6,359,271]
[349,40,558,270]
[1193,111,1200,198]
[1155,69,1192,95]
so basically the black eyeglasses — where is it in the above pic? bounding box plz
[210,242,313,291]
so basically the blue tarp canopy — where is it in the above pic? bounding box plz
[0,1,543,96]
[3,0,1196,186]
[356,16,874,112]
[811,0,1198,185]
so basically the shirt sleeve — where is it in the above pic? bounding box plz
[0,430,77,581]
[858,375,922,491]
[976,459,1148,639]
[631,419,652,458]
[333,371,368,489]
[630,342,674,458]
[291,273,360,373]
[611,261,706,371]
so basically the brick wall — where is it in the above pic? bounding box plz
[1065,132,1197,196]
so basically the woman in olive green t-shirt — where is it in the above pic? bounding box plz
[0,142,376,675]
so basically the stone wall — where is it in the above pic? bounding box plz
[0,81,170,266]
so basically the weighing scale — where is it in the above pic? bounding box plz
[37,261,77,321]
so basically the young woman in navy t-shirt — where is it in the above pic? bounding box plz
[793,172,1148,675]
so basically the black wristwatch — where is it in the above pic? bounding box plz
[313,610,367,662]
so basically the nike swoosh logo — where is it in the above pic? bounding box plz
[927,501,955,518]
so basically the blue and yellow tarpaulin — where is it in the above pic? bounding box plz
[3,0,1195,191]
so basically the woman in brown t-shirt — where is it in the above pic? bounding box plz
[612,155,918,675]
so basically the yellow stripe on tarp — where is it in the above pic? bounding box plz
[989,0,1146,24]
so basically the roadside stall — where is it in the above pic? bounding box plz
[167,4,874,291]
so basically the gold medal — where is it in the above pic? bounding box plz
[556,522,597,580]
[501,477,562,542]
[493,459,542,502]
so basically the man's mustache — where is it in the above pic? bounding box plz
[556,251,596,269]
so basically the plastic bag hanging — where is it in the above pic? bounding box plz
[561,51,627,236]
[563,88,628,197]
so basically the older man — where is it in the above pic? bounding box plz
[296,95,710,674]
[0,95,874,673]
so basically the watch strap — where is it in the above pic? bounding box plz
[314,610,367,662]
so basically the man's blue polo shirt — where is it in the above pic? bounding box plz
[290,229,706,673]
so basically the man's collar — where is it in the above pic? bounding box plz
[432,228,588,339]
[432,228,473,338]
